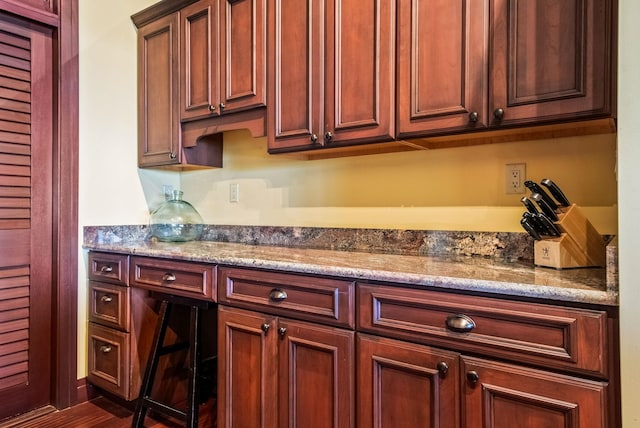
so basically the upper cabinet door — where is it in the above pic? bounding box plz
[489,0,613,127]
[180,0,219,121]
[324,0,395,146]
[397,0,489,138]
[219,0,266,114]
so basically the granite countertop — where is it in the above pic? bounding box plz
[84,236,617,306]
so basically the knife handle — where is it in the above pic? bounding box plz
[520,196,539,214]
[524,180,559,211]
[531,193,559,221]
[536,213,561,237]
[521,216,542,240]
[540,178,571,207]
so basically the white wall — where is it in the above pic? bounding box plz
[616,0,640,425]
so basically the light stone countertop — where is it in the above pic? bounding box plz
[84,239,616,306]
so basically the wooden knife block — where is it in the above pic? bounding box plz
[534,204,606,269]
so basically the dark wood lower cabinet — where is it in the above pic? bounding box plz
[217,305,354,428]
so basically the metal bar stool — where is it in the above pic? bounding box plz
[132,294,211,428]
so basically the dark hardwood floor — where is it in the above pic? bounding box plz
[0,397,216,428]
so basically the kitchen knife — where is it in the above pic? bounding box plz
[536,212,561,236]
[540,178,571,207]
[524,180,559,211]
[520,215,542,240]
[531,193,559,221]
[522,212,546,235]
[520,196,539,214]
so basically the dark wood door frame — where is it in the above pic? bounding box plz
[0,0,80,411]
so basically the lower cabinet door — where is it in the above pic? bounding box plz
[462,356,608,428]
[87,322,131,398]
[278,318,355,428]
[357,334,460,428]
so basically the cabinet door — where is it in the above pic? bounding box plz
[489,0,613,127]
[397,0,489,138]
[462,356,607,428]
[279,319,355,428]
[357,334,459,428]
[218,306,278,428]
[220,0,266,114]
[323,0,395,146]
[268,0,323,152]
[181,0,219,121]
[137,12,181,167]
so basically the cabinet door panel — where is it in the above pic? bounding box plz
[462,356,607,428]
[397,0,488,137]
[221,0,266,113]
[490,0,612,126]
[138,13,180,166]
[357,334,459,428]
[218,306,277,428]
[325,0,395,145]
[268,0,322,151]
[279,319,354,428]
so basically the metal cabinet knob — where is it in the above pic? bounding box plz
[101,295,113,303]
[100,265,113,273]
[100,345,112,354]
[445,314,476,333]
[208,104,216,112]
[162,273,176,282]
[169,153,177,159]
[436,361,449,376]
[219,103,226,110]
[310,134,319,143]
[493,108,505,120]
[261,323,271,334]
[469,111,479,123]
[278,327,287,337]
[269,289,288,302]
[466,370,479,385]
[324,131,333,143]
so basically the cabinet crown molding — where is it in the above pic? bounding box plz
[131,0,198,28]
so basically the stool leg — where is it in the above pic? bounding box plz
[132,300,172,428]
[186,305,201,428]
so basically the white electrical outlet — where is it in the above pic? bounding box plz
[505,163,526,194]
[229,183,239,203]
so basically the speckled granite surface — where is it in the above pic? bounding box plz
[83,225,618,306]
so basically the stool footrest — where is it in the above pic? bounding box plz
[159,341,189,356]
[138,397,187,421]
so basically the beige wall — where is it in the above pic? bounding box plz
[79,0,637,423]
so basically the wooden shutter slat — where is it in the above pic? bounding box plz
[0,298,28,312]
[0,65,28,82]
[0,76,29,92]
[0,164,30,176]
[0,42,29,62]
[0,351,28,370]
[0,55,29,72]
[0,308,29,323]
[0,219,28,229]
[0,100,30,115]
[0,152,29,165]
[0,87,28,103]
[0,208,29,219]
[0,187,29,198]
[0,197,29,209]
[0,32,30,51]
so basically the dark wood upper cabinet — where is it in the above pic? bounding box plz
[397,0,614,139]
[267,0,395,153]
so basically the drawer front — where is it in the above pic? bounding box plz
[131,256,215,300]
[87,322,131,399]
[358,284,609,377]
[89,281,130,331]
[89,252,129,285]
[219,267,355,328]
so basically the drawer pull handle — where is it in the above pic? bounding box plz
[261,323,271,334]
[100,345,112,354]
[269,289,288,302]
[445,314,476,333]
[101,295,113,303]
[436,361,449,376]
[100,265,113,273]
[278,327,287,337]
[162,273,177,282]
[466,370,479,386]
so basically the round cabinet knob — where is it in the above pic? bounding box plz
[436,361,449,376]
[445,314,476,333]
[324,131,333,143]
[269,289,288,302]
[261,323,271,334]
[310,134,319,144]
[493,108,505,121]
[101,295,113,303]
[162,273,176,282]
[468,111,479,123]
[219,103,226,110]
[100,345,112,354]
[278,327,287,337]
[208,104,216,112]
[169,153,177,160]
[466,370,480,386]
[100,265,113,273]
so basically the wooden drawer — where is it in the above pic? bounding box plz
[131,256,215,300]
[89,252,129,285]
[87,322,132,399]
[357,284,609,377]
[89,281,130,331]
[218,267,355,328]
